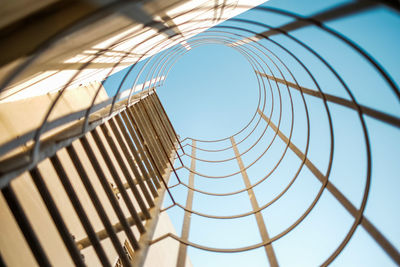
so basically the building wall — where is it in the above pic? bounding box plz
[144,211,193,267]
[0,1,268,266]
[0,80,189,266]
[0,0,266,102]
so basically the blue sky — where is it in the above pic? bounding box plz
[103,0,400,266]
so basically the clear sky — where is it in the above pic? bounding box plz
[103,0,400,266]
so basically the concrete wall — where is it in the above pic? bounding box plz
[0,81,108,159]
[144,211,193,267]
[0,81,189,266]
[0,0,266,102]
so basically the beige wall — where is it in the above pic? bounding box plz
[144,211,193,267]
[0,0,266,102]
[0,81,187,266]
[0,81,108,159]
[0,81,114,266]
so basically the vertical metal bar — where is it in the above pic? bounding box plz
[134,103,168,169]
[231,136,279,267]
[150,93,177,148]
[98,123,151,221]
[121,111,161,190]
[131,151,176,267]
[137,100,171,163]
[130,104,177,206]
[257,108,400,265]
[147,94,174,142]
[67,143,132,267]
[137,100,182,186]
[1,185,51,267]
[176,140,196,267]
[257,72,400,128]
[153,91,186,154]
[143,98,172,152]
[130,104,164,168]
[115,113,158,196]
[123,110,163,188]
[29,167,86,267]
[50,154,111,267]
[129,106,165,177]
[145,97,180,172]
[110,117,156,206]
[140,98,168,148]
[81,133,141,249]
